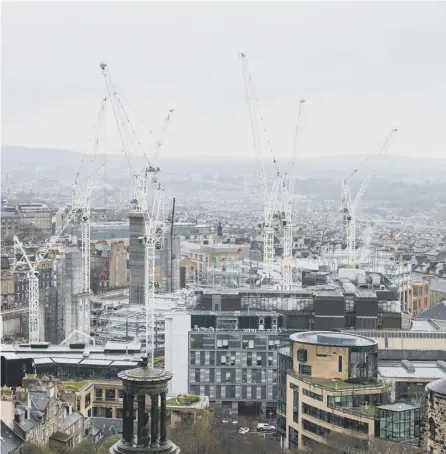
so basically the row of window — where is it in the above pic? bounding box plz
[190,334,281,350]
[302,403,369,435]
[303,388,323,402]
[190,351,276,367]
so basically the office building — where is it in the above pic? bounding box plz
[282,331,426,451]
[165,309,283,419]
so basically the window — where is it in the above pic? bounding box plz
[429,418,436,441]
[303,388,323,402]
[338,355,343,373]
[299,364,312,376]
[297,349,307,362]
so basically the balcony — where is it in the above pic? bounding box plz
[289,371,390,393]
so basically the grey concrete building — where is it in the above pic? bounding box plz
[17,203,53,236]
[0,207,20,240]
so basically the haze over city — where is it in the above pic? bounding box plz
[2,2,446,454]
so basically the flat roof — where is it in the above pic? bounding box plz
[379,361,446,380]
[378,402,419,412]
[289,331,376,347]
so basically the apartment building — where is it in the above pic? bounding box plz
[410,281,431,315]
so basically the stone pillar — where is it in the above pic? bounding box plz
[137,394,145,446]
[122,392,134,445]
[160,392,167,445]
[151,393,159,447]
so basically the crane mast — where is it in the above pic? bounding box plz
[342,128,398,265]
[101,62,170,367]
[281,99,305,289]
[239,53,277,274]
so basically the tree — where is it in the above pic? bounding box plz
[21,444,57,454]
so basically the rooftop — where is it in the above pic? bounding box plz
[289,371,388,392]
[427,378,446,396]
[290,331,376,348]
[377,402,420,412]
[379,360,446,380]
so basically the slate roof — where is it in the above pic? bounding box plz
[417,301,446,321]
[90,417,123,437]
[0,420,24,454]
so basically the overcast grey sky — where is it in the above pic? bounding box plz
[2,1,445,159]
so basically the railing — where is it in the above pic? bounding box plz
[289,371,390,393]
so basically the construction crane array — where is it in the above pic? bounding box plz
[100,62,172,367]
[341,128,398,265]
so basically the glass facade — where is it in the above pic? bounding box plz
[277,346,292,440]
[302,403,369,435]
[378,406,421,442]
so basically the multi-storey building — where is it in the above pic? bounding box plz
[91,240,128,293]
[1,255,15,310]
[17,203,53,236]
[0,374,85,452]
[0,207,20,240]
[165,308,284,419]
[64,378,209,428]
[283,331,422,452]
[410,280,431,315]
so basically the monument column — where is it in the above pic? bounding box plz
[122,391,134,445]
[160,392,168,445]
[151,394,159,447]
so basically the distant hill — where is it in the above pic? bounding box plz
[2,144,446,184]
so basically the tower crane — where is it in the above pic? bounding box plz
[72,97,108,336]
[341,128,398,265]
[239,53,283,275]
[240,53,306,288]
[13,185,97,342]
[100,63,170,367]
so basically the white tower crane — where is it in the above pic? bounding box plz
[240,53,282,275]
[100,63,171,366]
[341,128,398,265]
[13,184,96,342]
[71,97,108,336]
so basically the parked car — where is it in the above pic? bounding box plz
[257,423,276,432]
[238,427,250,435]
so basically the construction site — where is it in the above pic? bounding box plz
[1,57,414,363]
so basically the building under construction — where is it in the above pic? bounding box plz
[45,247,83,344]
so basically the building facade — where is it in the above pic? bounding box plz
[165,309,283,419]
[284,331,391,452]
[1,208,20,240]
[17,203,53,236]
[420,378,446,454]
[411,281,431,315]
[1,374,85,452]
